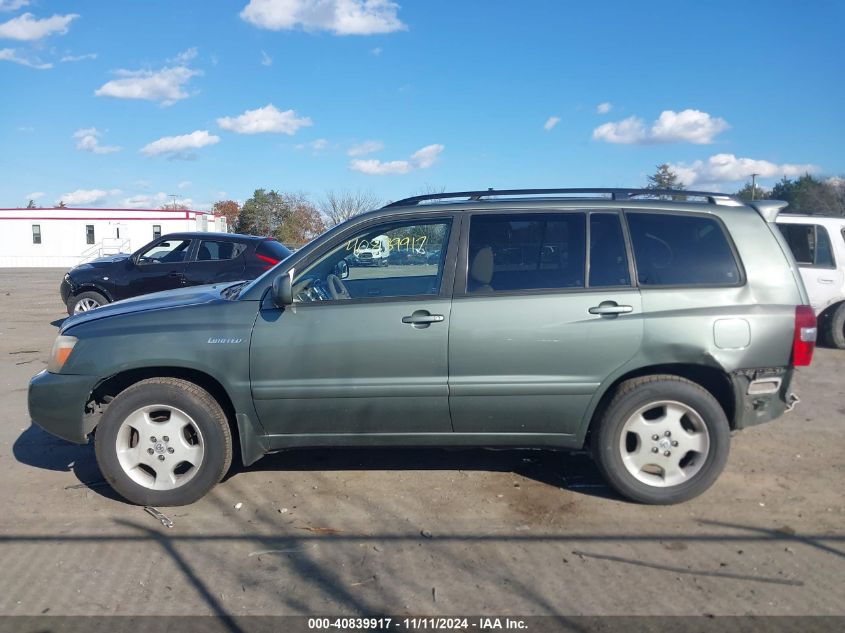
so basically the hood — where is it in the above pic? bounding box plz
[61,283,228,333]
[69,253,131,273]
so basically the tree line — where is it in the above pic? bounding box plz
[646,163,845,214]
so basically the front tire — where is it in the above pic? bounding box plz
[67,290,108,315]
[592,375,730,504]
[94,378,232,506]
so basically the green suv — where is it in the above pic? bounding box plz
[28,188,816,506]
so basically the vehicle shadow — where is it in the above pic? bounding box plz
[11,423,124,502]
[228,445,619,500]
[13,422,617,502]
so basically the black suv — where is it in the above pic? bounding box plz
[60,232,291,314]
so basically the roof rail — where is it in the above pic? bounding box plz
[383,188,740,208]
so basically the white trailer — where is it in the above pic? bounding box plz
[0,207,227,267]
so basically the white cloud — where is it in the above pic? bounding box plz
[370,46,382,55]
[58,189,109,206]
[668,153,819,187]
[169,47,197,64]
[141,130,220,158]
[178,180,192,189]
[217,104,312,135]
[122,192,167,208]
[95,65,200,106]
[597,102,612,114]
[60,52,96,62]
[543,116,560,132]
[122,192,195,209]
[25,191,43,200]
[73,127,120,154]
[240,0,406,35]
[410,144,443,169]
[0,12,78,41]
[260,50,272,66]
[0,47,50,68]
[593,109,729,145]
[296,138,329,152]
[347,139,384,156]
[0,1,30,12]
[592,115,646,144]
[350,143,443,175]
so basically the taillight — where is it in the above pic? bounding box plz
[255,253,279,270]
[792,305,817,366]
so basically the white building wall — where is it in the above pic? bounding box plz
[0,208,227,267]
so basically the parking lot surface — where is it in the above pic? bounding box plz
[1,268,843,616]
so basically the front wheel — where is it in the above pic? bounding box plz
[94,378,232,506]
[592,375,730,504]
[67,290,108,315]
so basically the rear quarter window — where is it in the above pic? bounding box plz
[627,212,741,286]
[256,240,292,261]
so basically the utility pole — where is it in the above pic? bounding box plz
[750,173,760,200]
[168,193,181,210]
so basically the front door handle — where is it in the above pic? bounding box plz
[402,310,445,328]
[589,301,633,316]
[818,278,835,284]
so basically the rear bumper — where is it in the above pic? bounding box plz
[731,368,796,430]
[28,370,100,444]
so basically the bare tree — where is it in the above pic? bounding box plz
[320,190,382,227]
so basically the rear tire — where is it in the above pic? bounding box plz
[94,378,232,506]
[828,303,845,349]
[592,375,730,504]
[67,290,108,315]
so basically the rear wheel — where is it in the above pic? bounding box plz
[94,378,232,506]
[827,303,845,349]
[592,375,730,504]
[67,290,107,315]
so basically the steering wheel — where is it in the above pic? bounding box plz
[326,274,351,300]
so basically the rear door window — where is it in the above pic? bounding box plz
[196,240,246,261]
[627,212,741,286]
[467,213,586,293]
[778,223,836,268]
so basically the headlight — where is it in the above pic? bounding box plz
[47,335,78,373]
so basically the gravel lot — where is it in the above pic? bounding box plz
[1,268,843,617]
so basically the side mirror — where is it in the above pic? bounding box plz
[336,259,350,280]
[271,273,293,307]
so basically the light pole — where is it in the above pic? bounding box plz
[751,173,760,200]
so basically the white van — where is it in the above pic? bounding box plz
[777,214,845,348]
[352,234,391,267]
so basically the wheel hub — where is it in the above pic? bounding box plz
[619,400,711,488]
[115,404,205,491]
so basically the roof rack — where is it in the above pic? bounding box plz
[383,188,740,208]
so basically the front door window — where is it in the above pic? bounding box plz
[137,239,192,264]
[292,220,451,302]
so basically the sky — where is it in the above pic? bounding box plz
[1,0,843,210]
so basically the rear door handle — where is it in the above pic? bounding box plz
[589,301,633,316]
[402,310,445,328]
[818,278,834,284]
